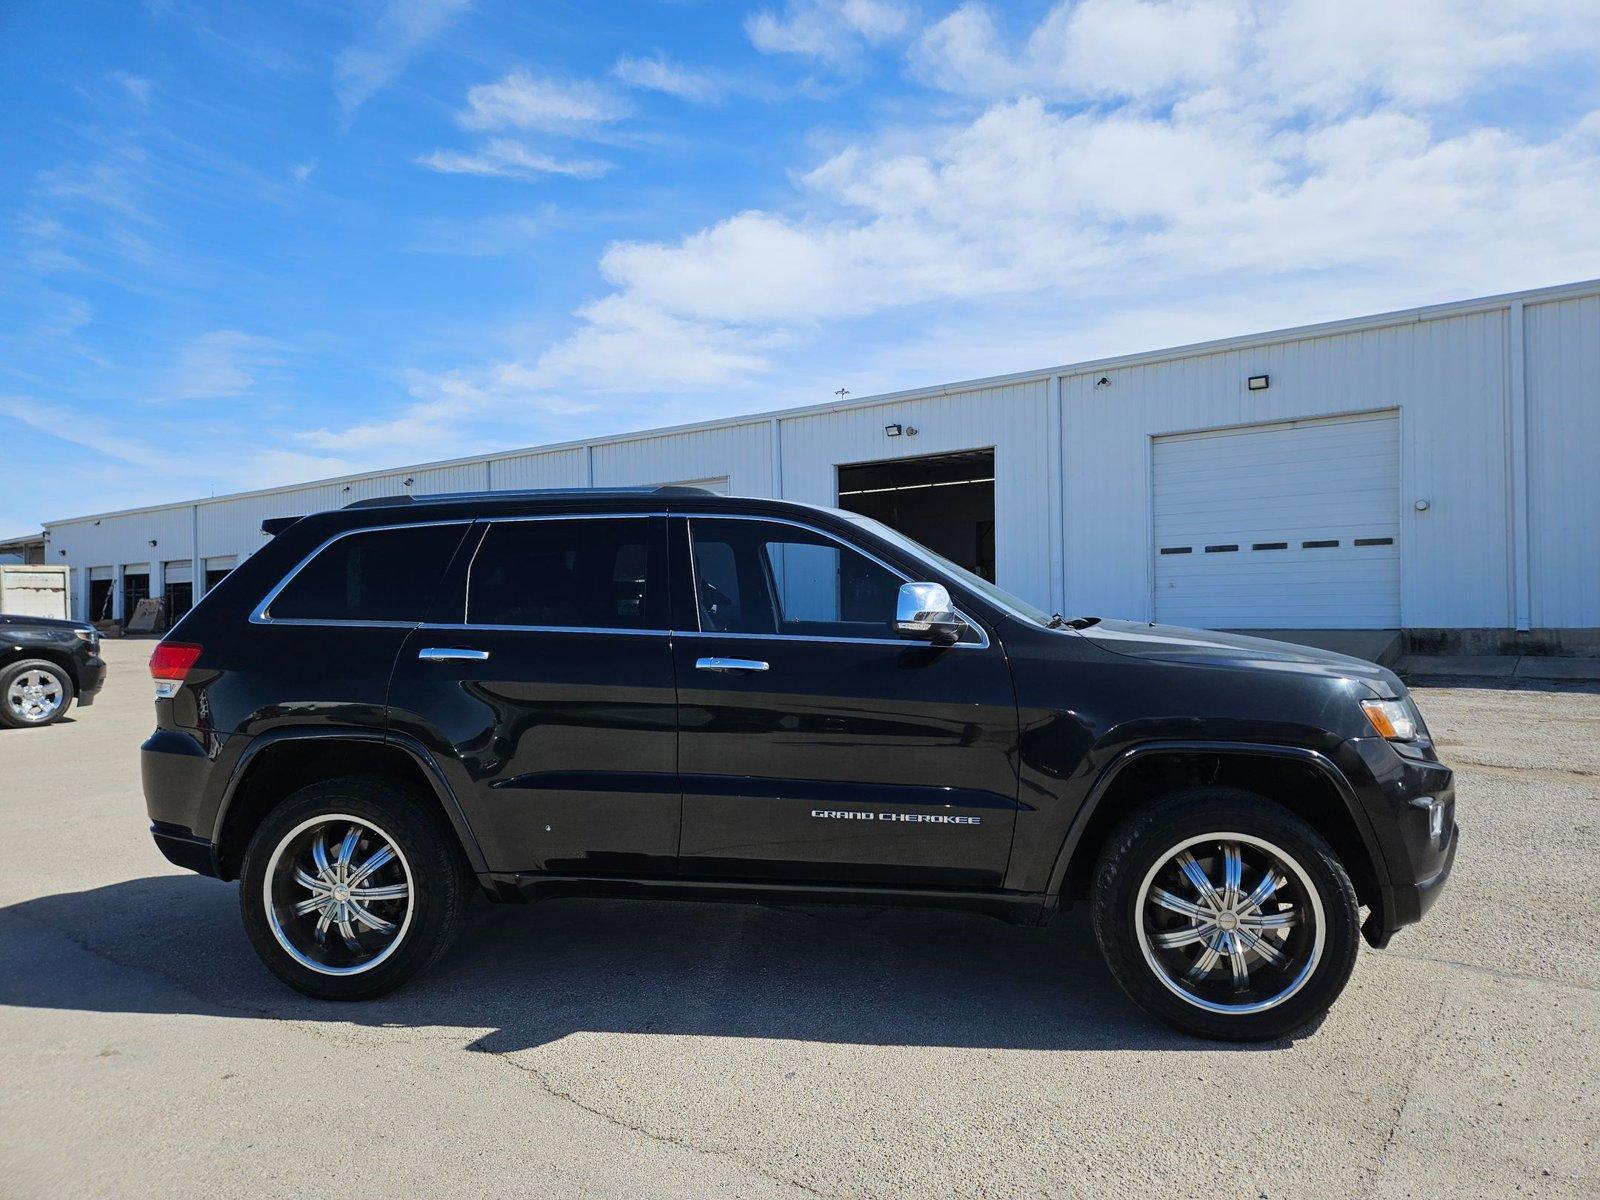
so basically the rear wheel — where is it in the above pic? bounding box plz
[1091,787,1361,1041]
[240,777,469,1000]
[0,659,72,728]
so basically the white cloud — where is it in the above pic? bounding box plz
[111,71,154,104]
[168,330,280,400]
[0,395,168,471]
[613,53,724,103]
[335,0,471,115]
[747,0,913,67]
[290,159,317,184]
[305,0,1600,459]
[911,1,1600,111]
[37,295,93,339]
[292,364,594,461]
[458,69,630,133]
[416,140,612,180]
[521,84,1600,392]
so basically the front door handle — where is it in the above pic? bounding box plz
[418,647,490,662]
[695,656,769,673]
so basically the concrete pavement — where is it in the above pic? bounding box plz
[1,638,1596,1198]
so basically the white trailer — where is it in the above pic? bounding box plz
[0,564,70,620]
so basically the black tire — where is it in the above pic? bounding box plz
[1091,787,1361,1042]
[0,658,73,729]
[239,777,470,1000]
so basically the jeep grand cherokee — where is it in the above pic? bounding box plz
[142,487,1457,1041]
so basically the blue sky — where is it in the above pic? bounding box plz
[3,0,1598,537]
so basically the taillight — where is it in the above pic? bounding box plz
[149,642,202,697]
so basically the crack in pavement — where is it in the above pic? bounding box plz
[7,905,826,1194]
[1449,758,1600,783]
[1361,989,1449,1200]
[468,1040,831,1199]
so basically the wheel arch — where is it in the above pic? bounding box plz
[1047,741,1392,939]
[211,728,487,881]
[0,647,79,692]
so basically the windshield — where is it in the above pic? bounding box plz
[835,510,1057,627]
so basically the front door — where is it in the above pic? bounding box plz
[387,514,680,876]
[671,515,1019,888]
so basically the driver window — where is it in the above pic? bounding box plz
[689,519,902,639]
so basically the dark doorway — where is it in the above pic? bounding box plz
[836,449,996,581]
[204,567,231,592]
[165,582,193,625]
[122,572,150,627]
[89,579,114,622]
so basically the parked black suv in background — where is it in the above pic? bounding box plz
[1,612,105,728]
[142,487,1457,1040]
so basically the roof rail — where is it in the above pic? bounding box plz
[340,484,714,510]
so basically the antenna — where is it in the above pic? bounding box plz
[834,387,850,401]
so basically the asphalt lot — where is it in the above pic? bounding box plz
[1,638,1596,1199]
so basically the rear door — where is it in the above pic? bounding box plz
[386,514,680,876]
[670,514,1019,888]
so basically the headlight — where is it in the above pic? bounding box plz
[73,627,98,645]
[1361,698,1418,741]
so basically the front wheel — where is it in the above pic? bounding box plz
[0,658,73,728]
[239,778,469,1000]
[1091,787,1361,1041]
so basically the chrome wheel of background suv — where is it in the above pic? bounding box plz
[1135,832,1326,1015]
[4,664,67,726]
[263,813,414,975]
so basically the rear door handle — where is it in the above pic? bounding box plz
[695,656,769,673]
[418,647,490,662]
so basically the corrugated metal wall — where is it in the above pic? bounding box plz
[780,379,1055,610]
[1063,308,1514,626]
[1524,294,1600,628]
[593,421,775,496]
[41,281,1600,630]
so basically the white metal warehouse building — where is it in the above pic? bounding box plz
[41,278,1600,648]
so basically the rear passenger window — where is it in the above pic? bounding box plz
[269,524,467,623]
[467,518,659,629]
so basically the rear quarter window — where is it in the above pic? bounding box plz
[267,524,468,623]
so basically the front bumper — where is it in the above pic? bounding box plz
[1342,736,1459,947]
[76,653,107,704]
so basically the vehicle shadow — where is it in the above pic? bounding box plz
[0,875,1294,1053]
[0,716,77,732]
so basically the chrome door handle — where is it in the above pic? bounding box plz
[418,647,490,662]
[695,656,769,673]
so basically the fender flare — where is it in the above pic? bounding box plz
[210,726,489,875]
[1042,740,1393,920]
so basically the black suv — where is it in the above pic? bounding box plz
[1,612,105,728]
[143,487,1457,1040]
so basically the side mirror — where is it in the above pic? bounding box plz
[895,582,966,645]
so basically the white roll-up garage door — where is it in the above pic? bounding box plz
[1153,412,1400,629]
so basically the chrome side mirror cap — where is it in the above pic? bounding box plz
[895,582,966,645]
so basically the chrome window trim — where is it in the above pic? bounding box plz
[419,622,669,637]
[250,519,473,627]
[682,514,991,652]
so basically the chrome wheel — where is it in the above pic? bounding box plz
[1135,831,1326,1016]
[262,814,414,976]
[6,668,66,724]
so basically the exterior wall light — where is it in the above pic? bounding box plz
[885,424,903,437]
[1247,375,1270,390]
